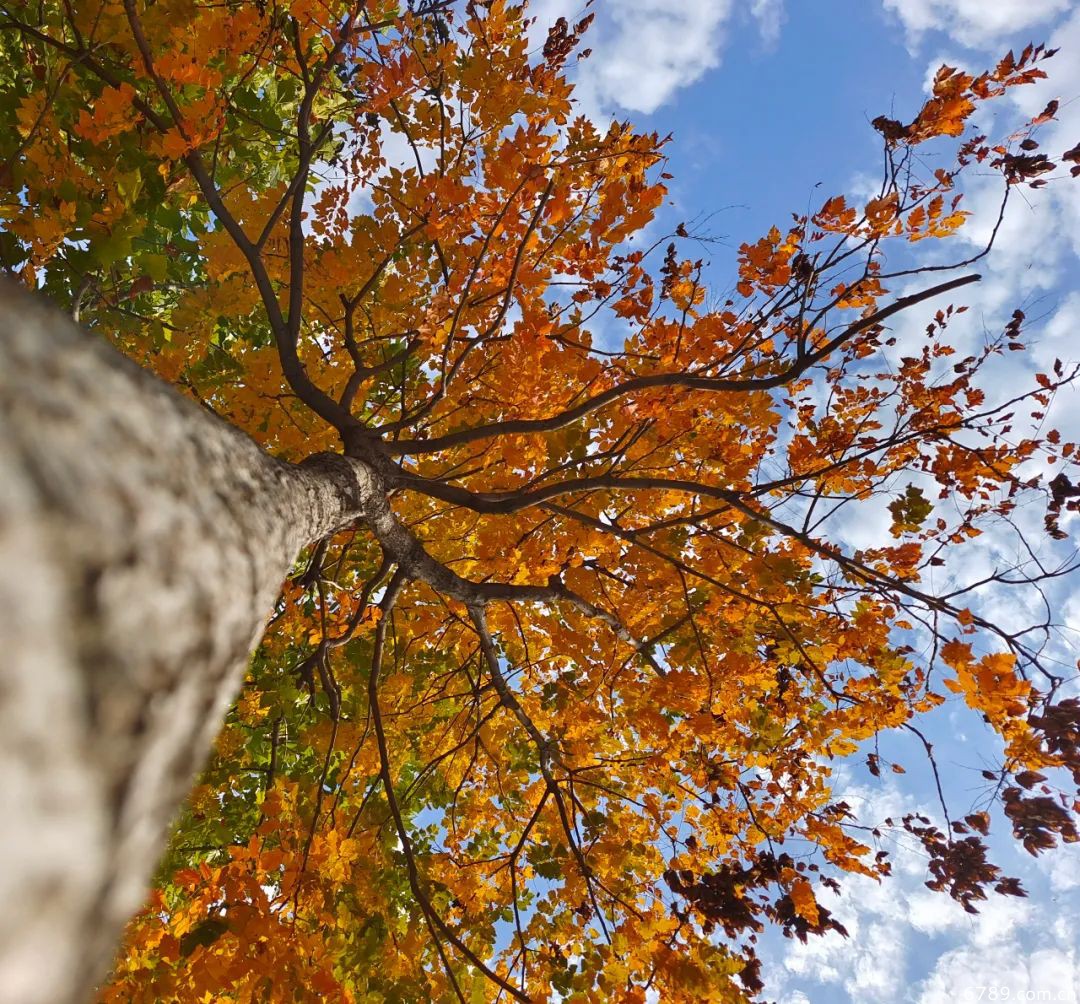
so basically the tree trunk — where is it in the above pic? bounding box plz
[0,283,366,1004]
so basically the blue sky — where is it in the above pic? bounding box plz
[524,1,1080,1001]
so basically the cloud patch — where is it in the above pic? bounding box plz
[751,0,786,46]
[882,0,1072,49]
[764,781,1080,1004]
[529,0,737,116]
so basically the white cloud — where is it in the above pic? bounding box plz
[777,876,913,998]
[916,941,1079,1004]
[778,993,812,1004]
[529,0,736,116]
[882,0,1072,49]
[586,0,734,114]
[1033,835,1080,893]
[771,783,924,1000]
[766,779,1080,1004]
[751,0,786,46]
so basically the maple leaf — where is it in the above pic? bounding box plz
[788,877,820,926]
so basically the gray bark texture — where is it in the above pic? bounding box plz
[0,282,368,1004]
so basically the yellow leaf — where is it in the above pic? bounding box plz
[789,877,820,926]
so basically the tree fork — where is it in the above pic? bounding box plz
[0,282,373,1004]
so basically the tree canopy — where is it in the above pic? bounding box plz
[2,2,1080,1001]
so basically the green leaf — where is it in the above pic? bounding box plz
[888,484,933,536]
[141,253,168,282]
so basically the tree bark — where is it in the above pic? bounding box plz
[0,282,367,1004]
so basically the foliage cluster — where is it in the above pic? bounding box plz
[3,2,1080,1000]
